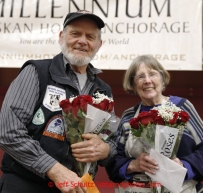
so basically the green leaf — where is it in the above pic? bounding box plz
[77,109,86,119]
[66,127,83,144]
[78,119,85,135]
[131,128,142,137]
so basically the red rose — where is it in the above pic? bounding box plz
[60,99,72,114]
[129,117,140,129]
[150,110,165,125]
[93,98,109,111]
[71,97,81,117]
[138,111,154,126]
[169,112,179,125]
[150,110,158,117]
[107,101,115,113]
[154,116,165,125]
[179,111,190,123]
[71,95,93,117]
[78,95,93,112]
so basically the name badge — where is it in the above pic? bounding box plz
[43,85,66,112]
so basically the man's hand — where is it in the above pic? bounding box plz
[71,133,110,162]
[46,162,87,193]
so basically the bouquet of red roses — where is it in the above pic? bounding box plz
[129,100,190,158]
[128,100,190,193]
[59,92,115,177]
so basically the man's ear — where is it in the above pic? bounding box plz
[97,40,102,52]
[99,40,102,48]
[58,31,63,45]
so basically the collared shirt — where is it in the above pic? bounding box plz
[0,56,116,178]
[63,56,102,95]
[0,65,54,178]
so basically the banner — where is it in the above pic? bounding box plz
[0,0,202,70]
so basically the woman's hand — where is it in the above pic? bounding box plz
[172,157,184,167]
[126,152,159,175]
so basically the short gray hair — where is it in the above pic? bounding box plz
[123,55,170,95]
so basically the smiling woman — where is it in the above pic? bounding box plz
[123,55,170,97]
[133,62,166,106]
[106,54,203,193]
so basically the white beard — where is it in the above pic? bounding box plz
[60,40,94,67]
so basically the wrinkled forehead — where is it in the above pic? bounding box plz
[63,18,101,40]
[67,16,99,28]
[136,61,160,73]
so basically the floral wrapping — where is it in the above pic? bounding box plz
[60,93,115,177]
[127,100,190,192]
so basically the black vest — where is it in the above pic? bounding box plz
[1,53,112,183]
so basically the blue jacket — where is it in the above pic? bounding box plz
[106,96,203,192]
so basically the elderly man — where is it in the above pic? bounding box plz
[0,10,116,193]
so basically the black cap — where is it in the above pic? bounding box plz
[63,10,105,29]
